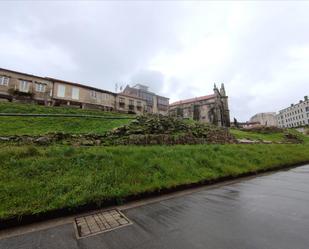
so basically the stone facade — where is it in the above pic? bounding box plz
[276,96,309,128]
[122,84,169,115]
[0,68,53,105]
[0,68,148,114]
[250,112,278,127]
[116,93,146,114]
[169,84,230,127]
[48,78,116,111]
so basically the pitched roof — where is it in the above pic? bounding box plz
[0,67,115,95]
[0,67,48,81]
[170,94,215,106]
[45,77,115,95]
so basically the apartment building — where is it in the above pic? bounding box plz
[0,68,147,114]
[47,78,116,111]
[276,96,309,128]
[116,93,146,114]
[122,84,169,115]
[0,68,53,105]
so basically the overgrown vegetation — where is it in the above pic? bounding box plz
[0,114,235,144]
[104,115,235,145]
[0,143,308,220]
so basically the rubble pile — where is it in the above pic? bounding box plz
[0,115,236,146]
[104,115,236,145]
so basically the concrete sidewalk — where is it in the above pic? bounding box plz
[1,164,309,249]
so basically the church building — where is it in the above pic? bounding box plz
[169,84,230,127]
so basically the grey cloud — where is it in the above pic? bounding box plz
[129,69,165,94]
[0,1,187,91]
[0,1,309,121]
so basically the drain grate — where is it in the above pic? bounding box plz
[74,209,132,238]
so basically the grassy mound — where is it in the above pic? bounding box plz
[104,115,236,145]
[0,101,130,117]
[0,114,236,145]
[0,102,133,136]
[0,117,132,136]
[230,127,307,144]
[0,143,308,220]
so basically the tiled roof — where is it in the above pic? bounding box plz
[0,67,116,95]
[46,77,115,95]
[170,94,215,106]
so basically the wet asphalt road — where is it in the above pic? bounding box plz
[1,164,309,249]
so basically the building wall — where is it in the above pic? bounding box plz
[0,69,53,103]
[0,68,166,115]
[169,98,216,123]
[116,94,146,114]
[250,112,278,126]
[52,81,116,110]
[277,97,309,128]
[169,84,230,127]
[122,85,169,115]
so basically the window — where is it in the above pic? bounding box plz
[137,101,142,111]
[19,80,29,92]
[57,84,66,97]
[72,87,79,100]
[129,99,134,110]
[119,97,125,108]
[90,90,97,99]
[306,107,309,112]
[35,83,46,92]
[0,76,9,86]
[158,97,169,105]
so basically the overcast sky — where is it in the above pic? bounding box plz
[1,1,309,121]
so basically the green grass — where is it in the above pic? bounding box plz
[230,128,284,142]
[230,128,309,144]
[0,102,133,135]
[0,117,132,135]
[1,143,309,220]
[0,102,129,116]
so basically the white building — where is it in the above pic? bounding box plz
[276,96,309,128]
[250,112,277,126]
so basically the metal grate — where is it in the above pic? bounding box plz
[74,209,132,238]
